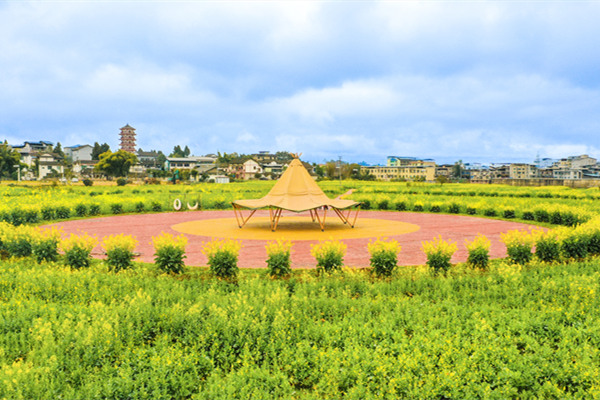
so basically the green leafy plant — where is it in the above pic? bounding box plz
[32,227,62,263]
[203,239,242,281]
[102,234,138,271]
[465,234,491,270]
[89,204,101,216]
[311,239,346,274]
[110,203,123,214]
[501,230,533,265]
[152,232,187,274]
[55,206,71,219]
[61,233,97,269]
[265,239,293,278]
[422,236,457,275]
[82,178,93,186]
[74,204,88,217]
[534,229,561,264]
[368,238,401,277]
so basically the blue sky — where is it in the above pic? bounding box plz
[1,1,599,165]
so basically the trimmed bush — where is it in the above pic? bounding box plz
[102,234,138,272]
[153,232,187,274]
[422,236,457,275]
[501,230,533,265]
[89,204,101,216]
[448,203,461,214]
[522,211,535,221]
[502,209,516,219]
[24,209,39,224]
[394,201,407,211]
[561,229,589,261]
[135,201,145,213]
[110,203,123,214]
[2,225,35,257]
[9,209,25,226]
[61,233,97,269]
[483,208,497,217]
[377,198,389,210]
[413,202,424,212]
[55,206,71,219]
[116,178,128,186]
[534,229,561,264]
[41,206,56,221]
[74,204,88,217]
[265,239,293,278]
[311,240,346,274]
[534,209,549,223]
[32,227,62,263]
[430,203,442,213]
[203,239,242,281]
[82,178,93,186]
[368,238,401,277]
[151,201,162,212]
[466,206,478,215]
[465,234,491,270]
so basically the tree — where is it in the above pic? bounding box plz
[275,151,294,163]
[53,142,65,158]
[157,151,167,170]
[452,160,464,180]
[325,161,337,179]
[0,142,21,179]
[95,150,138,177]
[92,142,110,160]
[170,145,185,158]
[183,145,191,157]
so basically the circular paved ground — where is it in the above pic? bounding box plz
[46,210,539,268]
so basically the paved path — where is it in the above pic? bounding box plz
[46,211,539,268]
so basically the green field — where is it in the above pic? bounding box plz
[2,181,600,398]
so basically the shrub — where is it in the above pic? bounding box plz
[135,201,145,213]
[24,209,39,224]
[534,229,561,264]
[394,201,407,211]
[522,211,535,221]
[116,178,128,186]
[75,204,88,217]
[203,239,242,281]
[448,203,461,214]
[2,225,35,258]
[534,209,549,223]
[41,206,56,221]
[152,232,187,274]
[9,208,25,226]
[501,230,533,265]
[430,203,442,213]
[368,238,401,277]
[265,239,293,278]
[377,198,389,210]
[102,234,138,272]
[413,202,424,212]
[422,236,457,275]
[82,178,93,186]
[550,211,563,225]
[89,204,101,216]
[110,203,123,214]
[55,206,71,219]
[483,208,497,217]
[151,201,162,212]
[465,234,491,270]
[502,209,516,219]
[361,199,371,210]
[61,233,97,269]
[32,227,62,263]
[311,240,347,274]
[561,228,589,261]
[466,206,478,215]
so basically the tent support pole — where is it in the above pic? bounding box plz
[232,204,256,228]
[270,207,283,231]
[314,207,327,231]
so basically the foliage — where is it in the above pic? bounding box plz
[102,234,138,271]
[265,239,293,278]
[152,232,187,274]
[465,234,491,270]
[367,238,401,277]
[116,178,128,186]
[422,236,457,275]
[95,150,138,177]
[82,178,93,186]
[203,239,242,281]
[61,233,97,269]
[32,227,62,263]
[0,224,35,258]
[311,240,347,274]
[0,142,21,179]
[501,230,534,265]
[534,229,561,264]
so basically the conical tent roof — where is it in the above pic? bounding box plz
[232,158,359,212]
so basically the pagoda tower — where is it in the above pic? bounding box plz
[119,124,137,153]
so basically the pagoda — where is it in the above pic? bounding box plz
[119,124,136,153]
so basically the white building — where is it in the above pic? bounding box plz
[65,144,93,162]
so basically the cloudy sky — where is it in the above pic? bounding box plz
[1,1,599,165]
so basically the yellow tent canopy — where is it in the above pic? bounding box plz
[232,157,360,231]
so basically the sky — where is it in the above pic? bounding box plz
[1,1,599,165]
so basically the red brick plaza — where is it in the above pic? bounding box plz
[48,210,538,268]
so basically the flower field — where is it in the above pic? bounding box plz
[2,180,600,398]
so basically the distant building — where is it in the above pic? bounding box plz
[509,163,538,179]
[119,124,136,153]
[65,144,93,162]
[11,141,53,167]
[38,153,64,179]
[361,165,435,182]
[227,158,263,180]
[165,156,217,171]
[137,149,161,168]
